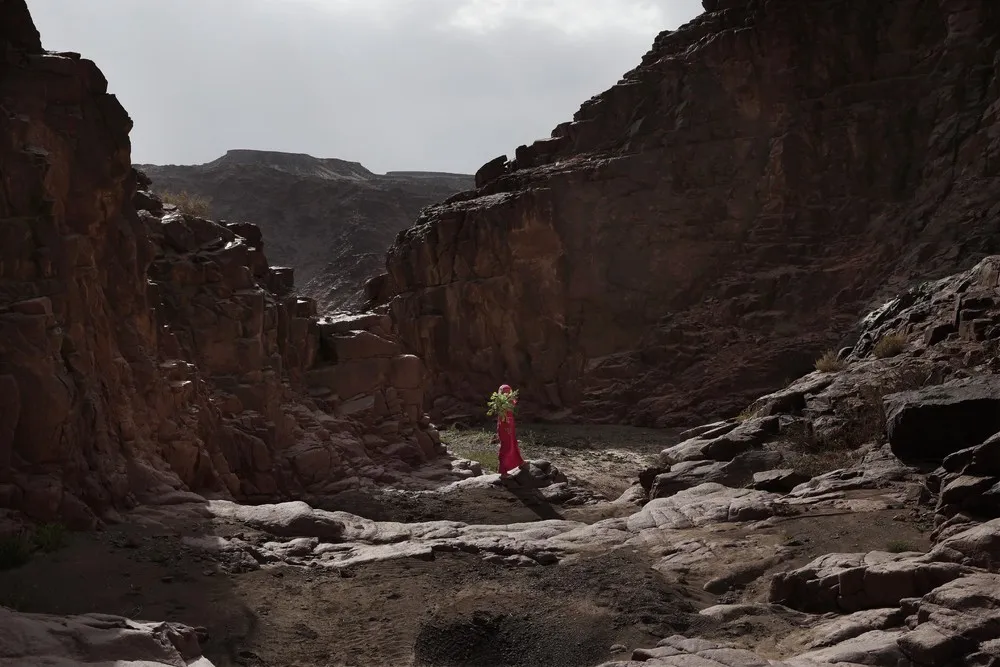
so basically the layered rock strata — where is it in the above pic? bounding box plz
[374,0,1000,426]
[0,3,441,530]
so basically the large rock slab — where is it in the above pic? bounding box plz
[0,606,214,666]
[659,418,779,465]
[603,573,1000,666]
[883,377,1000,463]
[769,551,972,613]
[651,451,783,498]
[627,484,779,532]
[374,0,1000,427]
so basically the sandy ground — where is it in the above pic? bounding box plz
[0,426,936,667]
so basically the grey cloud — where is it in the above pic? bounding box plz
[27,0,703,173]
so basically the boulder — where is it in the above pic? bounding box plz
[0,606,214,666]
[884,378,1000,463]
[769,552,971,613]
[752,469,810,493]
[651,450,783,498]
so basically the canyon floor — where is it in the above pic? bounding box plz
[0,425,937,667]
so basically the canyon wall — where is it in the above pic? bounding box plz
[374,0,1000,426]
[0,2,441,528]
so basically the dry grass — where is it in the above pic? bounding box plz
[735,406,760,423]
[886,539,918,553]
[440,426,548,473]
[0,522,68,571]
[814,350,846,373]
[785,449,858,479]
[776,365,938,476]
[873,332,907,359]
[441,427,497,471]
[160,190,212,217]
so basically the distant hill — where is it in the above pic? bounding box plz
[138,150,473,312]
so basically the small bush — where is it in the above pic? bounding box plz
[785,449,856,479]
[814,350,846,373]
[32,523,67,553]
[160,190,212,217]
[873,332,907,359]
[0,533,33,571]
[886,539,917,553]
[735,406,760,422]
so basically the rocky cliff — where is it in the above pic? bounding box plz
[0,3,445,529]
[374,0,1000,426]
[139,151,472,313]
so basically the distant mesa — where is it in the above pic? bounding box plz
[137,150,473,313]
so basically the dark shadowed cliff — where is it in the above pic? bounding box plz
[372,0,1000,426]
[0,4,444,528]
[139,151,472,313]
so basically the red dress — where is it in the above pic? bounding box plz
[497,408,525,476]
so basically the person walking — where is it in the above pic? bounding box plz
[495,384,526,479]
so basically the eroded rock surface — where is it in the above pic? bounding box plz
[0,606,215,667]
[0,1,445,531]
[375,0,1000,426]
[6,1,1000,666]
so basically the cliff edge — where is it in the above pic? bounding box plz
[374,0,1000,426]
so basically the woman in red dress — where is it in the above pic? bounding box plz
[496,384,526,479]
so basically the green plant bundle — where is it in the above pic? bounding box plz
[486,389,519,420]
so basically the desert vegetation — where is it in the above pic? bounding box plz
[159,190,212,216]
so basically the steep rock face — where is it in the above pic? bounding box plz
[0,2,441,528]
[140,151,472,313]
[376,0,1000,426]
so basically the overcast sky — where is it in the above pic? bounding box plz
[28,0,703,174]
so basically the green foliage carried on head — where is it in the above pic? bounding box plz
[486,389,519,420]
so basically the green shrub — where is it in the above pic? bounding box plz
[32,523,67,553]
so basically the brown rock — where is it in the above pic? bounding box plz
[389,354,424,390]
[332,331,399,360]
[378,0,1000,425]
[0,375,19,476]
[306,359,389,399]
[0,0,443,524]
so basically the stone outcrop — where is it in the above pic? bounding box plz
[0,606,215,666]
[139,151,472,313]
[0,2,442,530]
[374,0,1000,426]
